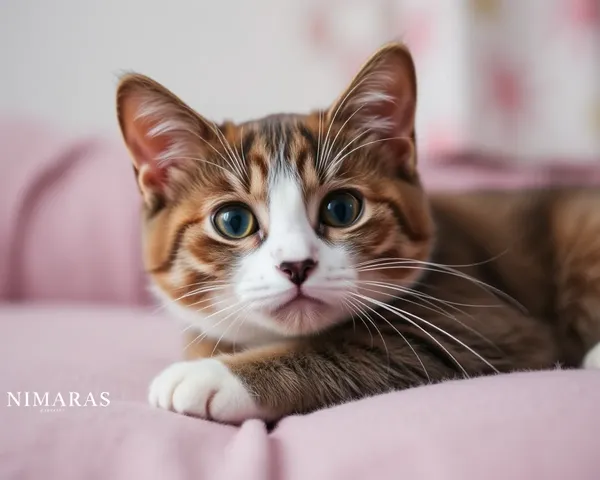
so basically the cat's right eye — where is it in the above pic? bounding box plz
[213,204,258,240]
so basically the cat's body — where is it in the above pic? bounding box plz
[117,44,600,423]
[426,188,600,369]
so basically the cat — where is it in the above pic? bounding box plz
[116,43,600,424]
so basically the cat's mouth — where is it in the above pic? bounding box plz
[272,291,325,315]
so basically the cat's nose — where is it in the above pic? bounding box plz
[277,259,317,286]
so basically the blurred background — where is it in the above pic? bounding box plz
[0,0,599,304]
[1,0,599,162]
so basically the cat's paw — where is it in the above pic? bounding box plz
[148,359,262,423]
[582,342,600,369]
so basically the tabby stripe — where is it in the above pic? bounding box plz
[384,200,428,242]
[297,124,319,157]
[281,126,292,166]
[252,154,269,179]
[296,148,309,177]
[241,130,256,161]
[145,195,167,219]
[401,329,469,374]
[147,218,201,274]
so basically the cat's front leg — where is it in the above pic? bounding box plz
[148,357,269,423]
[149,342,301,423]
[149,336,432,423]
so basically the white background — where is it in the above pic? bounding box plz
[0,0,345,137]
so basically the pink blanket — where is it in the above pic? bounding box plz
[1,305,599,480]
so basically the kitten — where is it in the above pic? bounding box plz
[116,43,600,424]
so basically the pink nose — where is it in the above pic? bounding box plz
[277,259,317,285]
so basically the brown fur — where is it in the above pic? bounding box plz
[117,43,600,421]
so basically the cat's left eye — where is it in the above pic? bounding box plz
[320,191,363,228]
[213,204,258,240]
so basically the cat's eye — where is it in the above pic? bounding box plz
[320,191,363,228]
[213,204,258,239]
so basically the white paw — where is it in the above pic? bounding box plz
[582,342,600,369]
[148,359,263,423]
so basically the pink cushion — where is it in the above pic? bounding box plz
[1,305,599,480]
[0,118,147,304]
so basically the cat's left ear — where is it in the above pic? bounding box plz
[328,43,418,175]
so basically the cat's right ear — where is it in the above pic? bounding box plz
[116,73,215,209]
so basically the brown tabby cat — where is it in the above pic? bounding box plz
[116,43,600,424]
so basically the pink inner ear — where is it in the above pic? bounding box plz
[129,136,169,189]
[368,64,415,139]
[389,77,415,139]
[121,97,174,193]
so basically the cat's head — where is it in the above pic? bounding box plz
[117,43,434,342]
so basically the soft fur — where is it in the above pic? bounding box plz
[116,43,600,424]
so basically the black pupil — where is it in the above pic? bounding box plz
[223,209,248,236]
[328,196,355,224]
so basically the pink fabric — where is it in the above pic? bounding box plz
[420,153,600,191]
[0,118,147,304]
[1,305,599,480]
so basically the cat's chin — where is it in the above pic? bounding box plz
[271,294,325,315]
[264,300,345,336]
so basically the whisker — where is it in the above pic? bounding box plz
[150,284,229,315]
[316,110,323,174]
[355,282,500,351]
[326,127,373,176]
[368,281,492,327]
[210,122,242,175]
[354,290,499,373]
[346,296,385,354]
[326,136,411,177]
[208,122,246,180]
[183,302,246,351]
[177,126,243,178]
[185,293,231,310]
[232,306,253,354]
[348,294,430,381]
[342,297,374,345]
[321,104,366,169]
[396,304,499,373]
[349,292,470,377]
[172,280,230,291]
[239,125,249,176]
[170,285,228,305]
[339,298,358,335]
[319,72,378,174]
[356,279,500,309]
[356,261,525,312]
[233,124,249,178]
[210,307,247,357]
[354,251,509,269]
[178,294,236,334]
[165,155,233,176]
